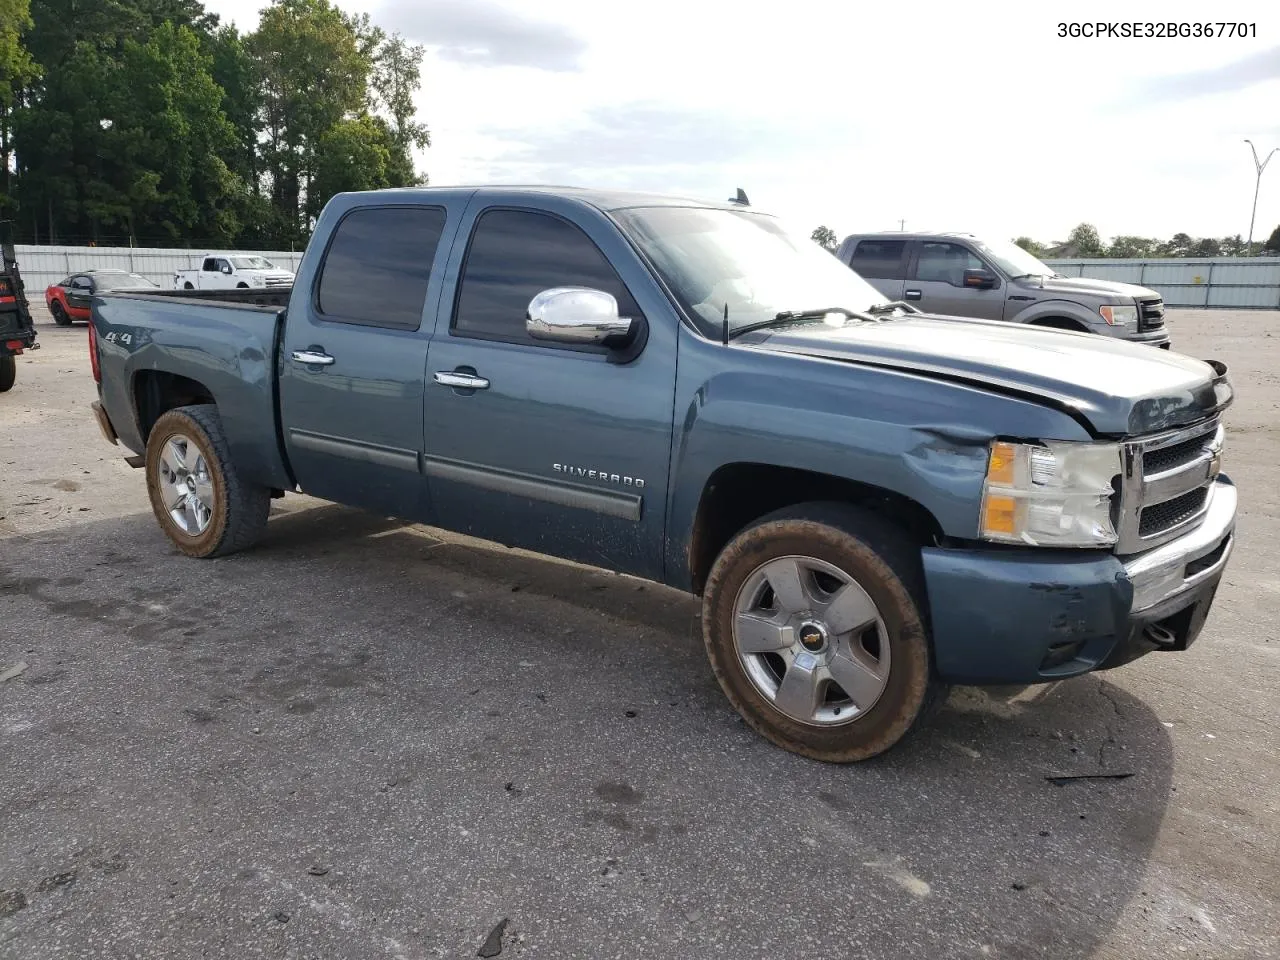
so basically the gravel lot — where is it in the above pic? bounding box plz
[2,308,1278,960]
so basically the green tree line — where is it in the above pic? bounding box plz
[1015,222,1280,259]
[0,0,429,249]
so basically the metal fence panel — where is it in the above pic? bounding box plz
[1044,256,1280,309]
[12,245,304,296]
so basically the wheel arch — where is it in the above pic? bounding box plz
[132,369,218,444]
[1009,299,1100,332]
[1027,315,1090,332]
[686,462,944,596]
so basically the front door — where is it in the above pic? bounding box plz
[905,240,1005,319]
[421,196,678,581]
[278,202,456,521]
[67,275,93,312]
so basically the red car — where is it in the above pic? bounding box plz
[46,269,159,325]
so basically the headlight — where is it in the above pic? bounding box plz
[980,440,1121,547]
[1099,304,1137,326]
[251,276,266,287]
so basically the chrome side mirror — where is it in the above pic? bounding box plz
[526,287,637,347]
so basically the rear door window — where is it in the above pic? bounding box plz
[315,205,447,330]
[850,239,907,280]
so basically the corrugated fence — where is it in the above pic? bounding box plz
[11,245,304,295]
[1045,257,1280,309]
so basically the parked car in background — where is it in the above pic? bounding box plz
[835,232,1171,348]
[85,185,1236,763]
[173,254,294,291]
[46,269,159,326]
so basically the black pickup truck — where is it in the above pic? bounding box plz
[0,230,38,393]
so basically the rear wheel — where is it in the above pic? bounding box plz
[144,404,270,558]
[51,301,71,326]
[701,502,945,762]
[183,282,194,290]
[0,354,15,392]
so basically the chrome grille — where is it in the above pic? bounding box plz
[1116,417,1222,555]
[1139,488,1208,537]
[1144,435,1206,474]
[1138,298,1165,332]
[264,277,293,288]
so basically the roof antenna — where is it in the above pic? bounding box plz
[729,188,749,206]
[722,301,729,345]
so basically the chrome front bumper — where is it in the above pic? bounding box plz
[1125,477,1236,615]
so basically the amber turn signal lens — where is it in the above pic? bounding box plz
[988,442,1017,486]
[982,494,1017,536]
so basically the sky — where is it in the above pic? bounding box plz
[208,0,1280,246]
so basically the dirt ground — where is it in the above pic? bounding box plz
[1,308,1278,960]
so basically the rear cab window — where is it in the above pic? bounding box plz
[315,205,447,330]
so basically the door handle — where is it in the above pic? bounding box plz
[291,350,335,366]
[434,371,490,390]
[904,289,922,300]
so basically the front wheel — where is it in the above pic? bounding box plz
[51,301,71,326]
[701,502,944,762]
[144,404,270,558]
[0,354,15,392]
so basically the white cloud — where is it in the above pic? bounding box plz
[209,0,1280,246]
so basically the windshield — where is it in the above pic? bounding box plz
[230,256,277,270]
[613,206,890,334]
[973,238,1056,278]
[95,273,157,290]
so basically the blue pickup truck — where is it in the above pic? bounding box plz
[87,186,1237,762]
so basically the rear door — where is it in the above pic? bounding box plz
[419,195,679,581]
[845,238,908,300]
[905,240,1004,319]
[278,200,460,521]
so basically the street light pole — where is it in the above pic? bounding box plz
[1244,139,1277,256]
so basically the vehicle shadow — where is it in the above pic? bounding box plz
[0,503,1175,960]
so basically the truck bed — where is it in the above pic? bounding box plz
[91,292,293,490]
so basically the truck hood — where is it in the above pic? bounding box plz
[744,315,1231,437]
[1016,274,1158,301]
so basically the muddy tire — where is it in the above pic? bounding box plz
[144,404,270,558]
[702,502,945,762]
[0,354,15,392]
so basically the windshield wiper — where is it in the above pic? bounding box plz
[726,306,876,341]
[866,300,921,316]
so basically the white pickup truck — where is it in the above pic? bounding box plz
[172,254,295,291]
